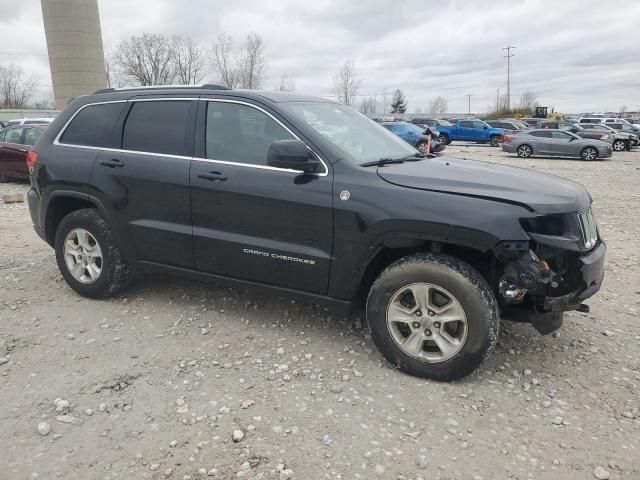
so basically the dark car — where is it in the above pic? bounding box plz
[410,118,453,129]
[380,121,445,153]
[27,85,605,381]
[0,124,47,181]
[578,124,637,151]
[486,120,528,133]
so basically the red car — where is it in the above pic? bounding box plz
[0,124,47,182]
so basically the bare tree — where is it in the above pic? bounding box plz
[173,36,207,85]
[238,33,266,89]
[210,33,238,88]
[518,89,538,111]
[113,33,176,86]
[32,90,55,110]
[0,63,38,108]
[359,96,378,115]
[332,60,361,107]
[276,73,296,92]
[428,96,448,114]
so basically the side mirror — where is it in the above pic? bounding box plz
[267,140,319,174]
[483,126,488,130]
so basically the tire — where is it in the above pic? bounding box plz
[489,135,500,147]
[55,208,131,299]
[416,140,428,153]
[580,147,598,161]
[439,134,450,145]
[366,253,500,381]
[516,144,532,158]
[612,139,626,152]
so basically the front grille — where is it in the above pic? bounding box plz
[577,209,598,249]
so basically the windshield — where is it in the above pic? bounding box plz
[284,102,416,165]
[436,119,453,126]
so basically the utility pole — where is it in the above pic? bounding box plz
[466,94,472,117]
[496,88,500,112]
[502,45,515,110]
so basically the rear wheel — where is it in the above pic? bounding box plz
[516,144,532,158]
[489,135,500,147]
[580,147,598,161]
[416,140,428,153]
[612,139,626,152]
[366,253,499,381]
[55,208,131,298]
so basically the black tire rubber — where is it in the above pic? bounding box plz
[439,134,450,145]
[366,253,500,381]
[516,144,532,158]
[580,147,598,161]
[489,135,500,147]
[624,140,631,151]
[55,208,131,299]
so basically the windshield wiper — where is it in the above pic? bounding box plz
[360,153,428,167]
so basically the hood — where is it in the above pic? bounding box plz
[488,127,504,135]
[376,156,591,214]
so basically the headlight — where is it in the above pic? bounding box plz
[520,215,566,236]
[603,134,612,141]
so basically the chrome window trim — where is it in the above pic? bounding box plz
[198,98,329,177]
[53,97,329,176]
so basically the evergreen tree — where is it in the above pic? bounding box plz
[390,89,407,114]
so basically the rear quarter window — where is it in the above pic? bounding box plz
[60,102,124,147]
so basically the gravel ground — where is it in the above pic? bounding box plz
[1,144,639,480]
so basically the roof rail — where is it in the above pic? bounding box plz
[93,84,231,94]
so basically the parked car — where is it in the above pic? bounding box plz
[0,124,48,181]
[578,123,637,151]
[4,117,55,127]
[502,129,612,160]
[409,118,453,129]
[27,85,605,381]
[486,120,528,134]
[435,119,503,146]
[380,121,445,153]
[605,120,640,135]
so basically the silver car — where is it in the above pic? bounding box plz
[502,129,613,161]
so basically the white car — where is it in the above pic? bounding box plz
[4,117,55,127]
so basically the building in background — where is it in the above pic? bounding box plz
[40,0,107,109]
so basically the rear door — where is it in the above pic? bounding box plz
[88,98,197,268]
[0,127,28,179]
[458,120,477,141]
[528,130,553,154]
[190,98,333,294]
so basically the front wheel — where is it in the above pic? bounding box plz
[489,136,500,147]
[416,140,428,153]
[366,253,500,381]
[580,147,598,161]
[439,134,450,145]
[55,208,131,299]
[612,139,626,152]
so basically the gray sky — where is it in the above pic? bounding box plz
[1,0,639,113]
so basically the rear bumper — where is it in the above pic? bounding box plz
[27,186,46,242]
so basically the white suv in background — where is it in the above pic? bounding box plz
[4,118,55,127]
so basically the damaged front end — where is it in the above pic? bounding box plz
[494,209,606,334]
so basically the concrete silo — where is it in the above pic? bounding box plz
[40,0,108,109]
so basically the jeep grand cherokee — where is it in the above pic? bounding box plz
[26,85,605,381]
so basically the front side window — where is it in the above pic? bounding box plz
[122,100,192,156]
[283,102,416,165]
[460,121,474,128]
[473,121,488,129]
[23,128,42,146]
[205,102,294,166]
[4,127,24,144]
[60,102,124,147]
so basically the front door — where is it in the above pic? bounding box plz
[190,99,333,294]
[550,130,580,156]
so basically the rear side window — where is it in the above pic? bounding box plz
[4,127,24,144]
[122,101,192,156]
[23,128,42,146]
[60,102,124,147]
[530,130,551,138]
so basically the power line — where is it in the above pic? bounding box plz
[502,45,515,110]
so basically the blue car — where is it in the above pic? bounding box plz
[380,121,445,153]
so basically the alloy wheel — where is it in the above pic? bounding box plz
[386,283,468,363]
[64,228,103,284]
[612,140,625,152]
[517,145,532,158]
[582,148,597,161]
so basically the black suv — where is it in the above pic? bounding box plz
[27,85,606,381]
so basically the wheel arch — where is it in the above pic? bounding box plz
[43,191,109,246]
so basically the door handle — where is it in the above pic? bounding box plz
[197,171,227,181]
[99,158,125,168]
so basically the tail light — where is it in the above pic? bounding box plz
[26,150,39,169]
[502,135,513,143]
